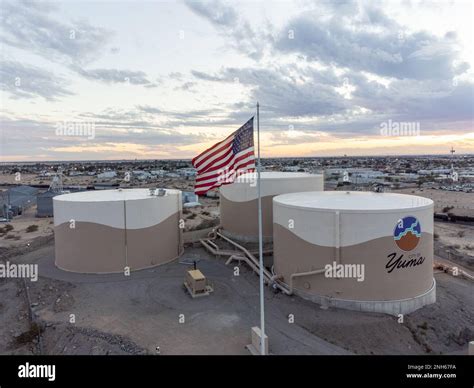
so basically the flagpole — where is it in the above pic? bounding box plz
[256,102,266,355]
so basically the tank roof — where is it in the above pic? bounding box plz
[54,188,180,202]
[236,171,322,182]
[274,191,433,212]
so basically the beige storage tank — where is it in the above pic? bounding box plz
[273,191,435,315]
[53,188,182,273]
[219,172,324,242]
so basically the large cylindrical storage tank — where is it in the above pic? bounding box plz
[53,188,182,273]
[273,191,436,315]
[219,172,324,242]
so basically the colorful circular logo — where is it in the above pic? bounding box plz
[394,216,421,251]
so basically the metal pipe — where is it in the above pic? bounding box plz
[216,232,273,279]
[199,238,240,257]
[215,231,290,294]
[202,229,329,298]
[289,268,326,294]
[202,229,272,255]
[226,255,261,276]
[206,240,219,250]
[199,229,290,295]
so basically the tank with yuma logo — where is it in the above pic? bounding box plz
[272,191,436,315]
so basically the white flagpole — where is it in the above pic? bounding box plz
[256,102,266,355]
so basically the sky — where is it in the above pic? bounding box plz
[0,0,473,162]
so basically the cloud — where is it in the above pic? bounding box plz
[192,65,349,117]
[349,73,474,123]
[0,1,157,90]
[1,0,472,160]
[72,66,158,87]
[185,0,239,26]
[137,105,226,123]
[0,113,206,160]
[228,67,350,116]
[320,0,360,16]
[191,70,222,82]
[186,1,473,136]
[77,106,240,141]
[274,6,469,80]
[184,0,265,59]
[190,62,473,137]
[0,60,73,100]
[0,0,111,66]
[177,81,197,92]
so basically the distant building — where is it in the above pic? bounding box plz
[177,168,197,178]
[182,191,200,207]
[205,190,219,198]
[0,185,38,218]
[150,170,166,177]
[97,171,117,179]
[282,165,305,172]
[326,168,387,184]
[68,171,83,176]
[38,188,87,217]
[418,169,451,176]
[132,171,152,180]
[36,190,57,217]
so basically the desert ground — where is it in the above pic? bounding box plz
[0,220,472,356]
[434,222,474,264]
[1,179,472,355]
[0,173,94,187]
[397,188,474,217]
[0,206,54,249]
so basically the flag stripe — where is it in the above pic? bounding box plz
[192,132,234,166]
[195,161,256,194]
[196,148,254,182]
[195,157,256,190]
[197,145,234,173]
[192,117,255,195]
[195,156,255,187]
[193,135,235,170]
[195,163,255,195]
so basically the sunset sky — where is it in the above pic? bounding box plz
[1,0,473,161]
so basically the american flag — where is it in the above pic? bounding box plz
[192,117,256,195]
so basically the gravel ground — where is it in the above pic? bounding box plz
[0,236,472,355]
